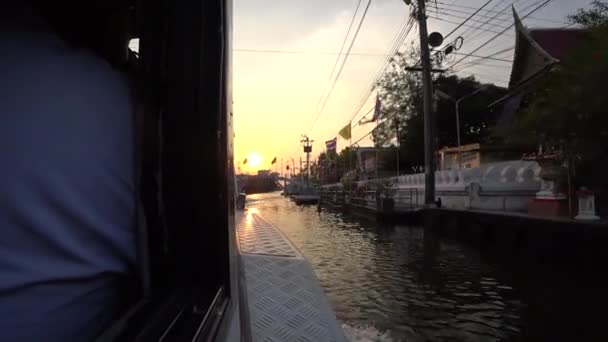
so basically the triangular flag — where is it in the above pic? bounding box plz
[338,123,351,140]
[372,94,382,121]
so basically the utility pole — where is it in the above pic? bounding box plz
[395,118,400,177]
[412,0,436,205]
[300,135,314,181]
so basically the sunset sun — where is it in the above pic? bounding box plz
[247,152,262,168]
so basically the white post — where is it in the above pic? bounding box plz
[575,188,600,220]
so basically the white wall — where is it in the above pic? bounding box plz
[322,160,542,213]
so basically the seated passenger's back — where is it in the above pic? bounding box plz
[0,4,137,341]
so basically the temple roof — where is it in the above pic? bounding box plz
[490,7,587,108]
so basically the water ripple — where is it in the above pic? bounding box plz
[248,193,524,341]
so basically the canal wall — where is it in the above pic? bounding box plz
[421,208,608,267]
[321,160,541,213]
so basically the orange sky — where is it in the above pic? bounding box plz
[232,0,586,174]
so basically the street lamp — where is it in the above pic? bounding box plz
[435,86,488,147]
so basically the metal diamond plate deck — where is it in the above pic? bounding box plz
[236,212,347,342]
[237,213,298,257]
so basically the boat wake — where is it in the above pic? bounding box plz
[342,323,394,342]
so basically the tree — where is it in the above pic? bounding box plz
[373,45,506,172]
[316,147,357,184]
[506,0,608,186]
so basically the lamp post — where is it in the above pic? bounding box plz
[435,86,487,148]
[436,86,487,169]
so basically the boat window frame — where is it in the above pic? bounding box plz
[96,0,238,340]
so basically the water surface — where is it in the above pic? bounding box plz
[247,192,607,341]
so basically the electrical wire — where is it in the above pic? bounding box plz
[459,1,515,44]
[435,6,513,26]
[450,50,513,63]
[441,0,494,40]
[349,110,401,147]
[348,15,417,126]
[464,0,543,43]
[457,61,512,69]
[428,15,510,35]
[436,1,568,25]
[314,0,363,114]
[309,0,374,134]
[446,0,554,71]
[454,0,506,38]
[233,49,388,56]
[450,46,515,71]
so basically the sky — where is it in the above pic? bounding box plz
[233,0,592,173]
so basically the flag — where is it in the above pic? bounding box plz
[243,158,248,164]
[372,94,382,121]
[338,123,351,140]
[271,157,277,164]
[325,137,337,152]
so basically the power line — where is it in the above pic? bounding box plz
[412,0,509,71]
[457,0,516,42]
[446,0,554,71]
[463,71,509,84]
[436,1,568,25]
[329,15,416,146]
[428,15,510,35]
[309,0,374,134]
[435,5,518,26]
[450,50,513,63]
[441,0,494,40]
[435,6,513,25]
[457,61,512,69]
[349,15,416,125]
[315,0,363,114]
[451,46,515,70]
[233,49,388,56]
[464,0,544,43]
[350,110,400,147]
[460,3,514,44]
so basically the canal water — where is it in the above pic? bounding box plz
[246,192,607,342]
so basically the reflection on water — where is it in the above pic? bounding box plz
[246,192,607,341]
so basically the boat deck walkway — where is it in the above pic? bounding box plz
[236,211,347,342]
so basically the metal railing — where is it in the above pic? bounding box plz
[392,188,419,209]
[320,188,421,212]
[346,191,377,210]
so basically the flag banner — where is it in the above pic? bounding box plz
[358,117,373,125]
[325,137,337,151]
[338,123,351,140]
[372,94,382,121]
[271,157,277,164]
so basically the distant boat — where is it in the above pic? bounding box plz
[293,193,320,205]
[289,181,319,205]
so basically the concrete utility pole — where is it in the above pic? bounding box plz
[413,0,436,205]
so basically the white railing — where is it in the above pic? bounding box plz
[321,160,541,212]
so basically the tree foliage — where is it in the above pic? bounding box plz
[317,147,357,184]
[507,0,608,185]
[372,46,506,171]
